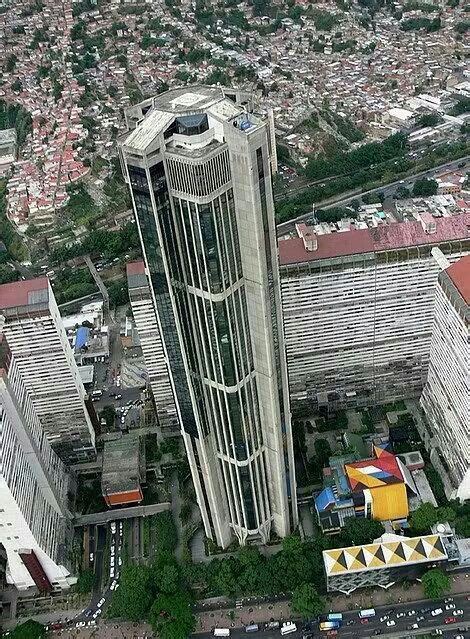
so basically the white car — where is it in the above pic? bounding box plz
[75,622,86,628]
[380,616,389,622]
[110,557,115,567]
[111,547,115,557]
[445,603,455,610]
[431,608,443,616]
[118,557,122,566]
[454,609,463,616]
[386,620,396,627]
[97,597,105,608]
[109,568,115,578]
[110,522,116,534]
[110,580,118,590]
[407,610,416,616]
[396,612,406,619]
[119,522,123,531]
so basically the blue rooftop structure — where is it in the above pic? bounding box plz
[75,326,90,350]
[315,487,336,512]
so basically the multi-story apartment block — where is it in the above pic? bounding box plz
[120,86,297,547]
[126,261,179,434]
[420,255,469,501]
[0,278,95,463]
[0,329,75,591]
[279,213,470,411]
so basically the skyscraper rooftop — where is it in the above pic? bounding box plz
[0,277,49,311]
[445,254,470,304]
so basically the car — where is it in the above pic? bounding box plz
[416,616,425,622]
[407,610,416,616]
[433,631,442,636]
[89,552,94,562]
[84,610,93,618]
[373,631,382,636]
[445,604,455,610]
[454,635,465,639]
[444,598,454,603]
[407,624,419,630]
[110,568,115,578]
[111,547,115,557]
[116,394,122,399]
[347,620,355,626]
[457,161,466,168]
[110,522,116,533]
[119,521,123,531]
[420,607,431,614]
[386,621,396,627]
[75,621,86,628]
[360,619,369,625]
[92,611,100,620]
[110,557,115,567]
[396,612,406,619]
[118,557,122,566]
[98,597,105,607]
[454,609,463,616]
[431,608,443,616]
[380,616,389,622]
[444,617,456,624]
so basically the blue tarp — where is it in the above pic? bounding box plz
[315,487,336,512]
[75,326,90,350]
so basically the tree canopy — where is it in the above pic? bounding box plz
[422,568,450,599]
[10,620,46,639]
[412,177,438,197]
[291,583,325,619]
[339,517,385,546]
[149,592,195,639]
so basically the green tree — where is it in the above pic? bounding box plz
[291,583,324,619]
[75,569,95,593]
[149,592,195,639]
[340,517,385,546]
[422,568,450,599]
[160,563,181,594]
[99,405,116,430]
[10,620,46,639]
[412,177,438,197]
[417,113,442,128]
[107,564,153,620]
[409,502,439,533]
[5,54,18,73]
[314,438,332,468]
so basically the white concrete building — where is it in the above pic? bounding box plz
[126,260,179,434]
[120,86,297,548]
[0,278,96,463]
[0,330,75,591]
[279,213,470,411]
[420,256,470,501]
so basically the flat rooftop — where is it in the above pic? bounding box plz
[102,433,143,495]
[0,277,49,311]
[279,213,470,266]
[126,260,148,290]
[445,255,470,305]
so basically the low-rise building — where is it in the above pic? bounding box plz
[324,533,448,594]
[0,129,16,176]
[101,433,145,507]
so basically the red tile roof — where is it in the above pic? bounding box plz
[445,255,470,305]
[279,213,470,266]
[0,277,49,310]
[126,261,145,276]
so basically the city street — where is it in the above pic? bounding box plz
[276,156,470,235]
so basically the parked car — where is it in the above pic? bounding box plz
[386,621,396,627]
[444,617,456,624]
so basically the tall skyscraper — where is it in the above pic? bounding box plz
[420,255,469,501]
[120,87,297,547]
[0,278,95,463]
[0,329,75,591]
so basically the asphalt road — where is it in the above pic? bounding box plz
[73,520,124,627]
[276,156,470,235]
[196,593,470,639]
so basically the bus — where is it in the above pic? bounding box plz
[319,622,340,631]
[358,609,376,619]
[214,630,230,637]
[280,622,297,635]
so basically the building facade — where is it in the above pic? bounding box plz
[0,278,96,463]
[120,86,297,547]
[420,256,470,500]
[279,214,470,411]
[126,261,179,434]
[0,330,74,591]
